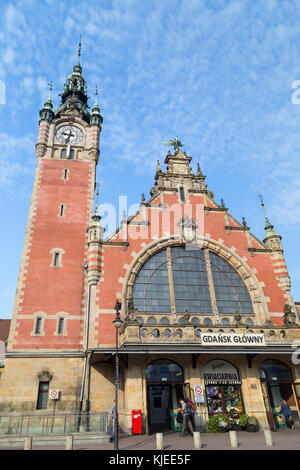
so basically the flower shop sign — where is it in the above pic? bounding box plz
[204,360,241,384]
[201,332,265,347]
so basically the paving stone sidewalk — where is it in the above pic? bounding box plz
[0,428,299,451]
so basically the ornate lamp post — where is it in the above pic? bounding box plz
[113,300,123,451]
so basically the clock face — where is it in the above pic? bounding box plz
[56,125,83,144]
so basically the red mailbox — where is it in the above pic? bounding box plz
[132,409,142,434]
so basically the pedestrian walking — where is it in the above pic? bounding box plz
[110,400,117,442]
[280,399,293,429]
[179,398,194,437]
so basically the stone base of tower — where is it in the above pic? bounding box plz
[0,356,83,413]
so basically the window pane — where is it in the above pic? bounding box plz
[210,252,253,315]
[171,247,213,314]
[37,382,49,410]
[132,250,171,312]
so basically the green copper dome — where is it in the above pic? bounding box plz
[54,57,90,123]
[39,84,54,122]
[263,217,281,241]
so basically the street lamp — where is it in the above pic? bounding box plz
[113,300,122,451]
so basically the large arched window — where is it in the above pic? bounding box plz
[132,246,254,315]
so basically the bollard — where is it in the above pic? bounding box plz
[24,436,32,450]
[193,432,201,449]
[156,432,164,450]
[229,430,238,448]
[66,435,73,450]
[264,428,273,447]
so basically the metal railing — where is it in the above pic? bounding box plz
[0,412,108,437]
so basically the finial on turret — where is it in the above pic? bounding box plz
[47,80,53,101]
[258,194,281,247]
[77,35,82,64]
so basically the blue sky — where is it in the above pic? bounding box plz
[0,0,300,318]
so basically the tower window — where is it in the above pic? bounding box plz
[179,187,185,203]
[50,248,65,268]
[58,318,64,335]
[63,168,69,180]
[35,317,42,334]
[59,204,65,217]
[36,381,49,410]
[53,253,60,267]
[69,149,75,160]
[61,149,66,159]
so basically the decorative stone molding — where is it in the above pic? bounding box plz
[37,370,53,382]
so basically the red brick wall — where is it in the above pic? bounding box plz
[95,192,288,345]
[11,158,93,349]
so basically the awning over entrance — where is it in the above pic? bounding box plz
[90,344,297,358]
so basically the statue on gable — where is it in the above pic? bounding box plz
[162,136,184,153]
[127,298,138,322]
[283,303,297,327]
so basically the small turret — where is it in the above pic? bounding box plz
[36,81,54,158]
[259,194,283,251]
[87,191,105,285]
[39,81,54,122]
[90,86,103,128]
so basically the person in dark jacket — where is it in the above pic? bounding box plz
[280,400,293,429]
[179,398,194,437]
[110,400,117,442]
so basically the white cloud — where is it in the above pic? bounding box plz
[0,133,35,186]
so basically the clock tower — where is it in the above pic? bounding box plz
[7,49,102,357]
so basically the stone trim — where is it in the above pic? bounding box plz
[54,312,69,337]
[31,312,47,337]
[50,248,66,268]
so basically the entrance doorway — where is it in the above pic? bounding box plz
[147,383,183,431]
[145,359,184,433]
[259,360,296,430]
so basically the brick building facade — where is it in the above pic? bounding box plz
[0,56,300,433]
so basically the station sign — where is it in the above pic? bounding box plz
[201,332,265,347]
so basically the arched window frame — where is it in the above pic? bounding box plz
[130,243,255,319]
[124,239,269,325]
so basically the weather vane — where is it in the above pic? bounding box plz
[258,193,267,218]
[161,136,184,152]
[78,35,82,63]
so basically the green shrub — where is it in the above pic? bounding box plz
[238,414,249,427]
[206,414,230,433]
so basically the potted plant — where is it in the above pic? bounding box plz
[229,412,241,431]
[218,414,230,433]
[238,414,249,430]
[245,416,259,432]
[206,414,221,433]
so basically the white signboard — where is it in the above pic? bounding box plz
[49,389,60,400]
[193,384,204,403]
[201,332,265,347]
